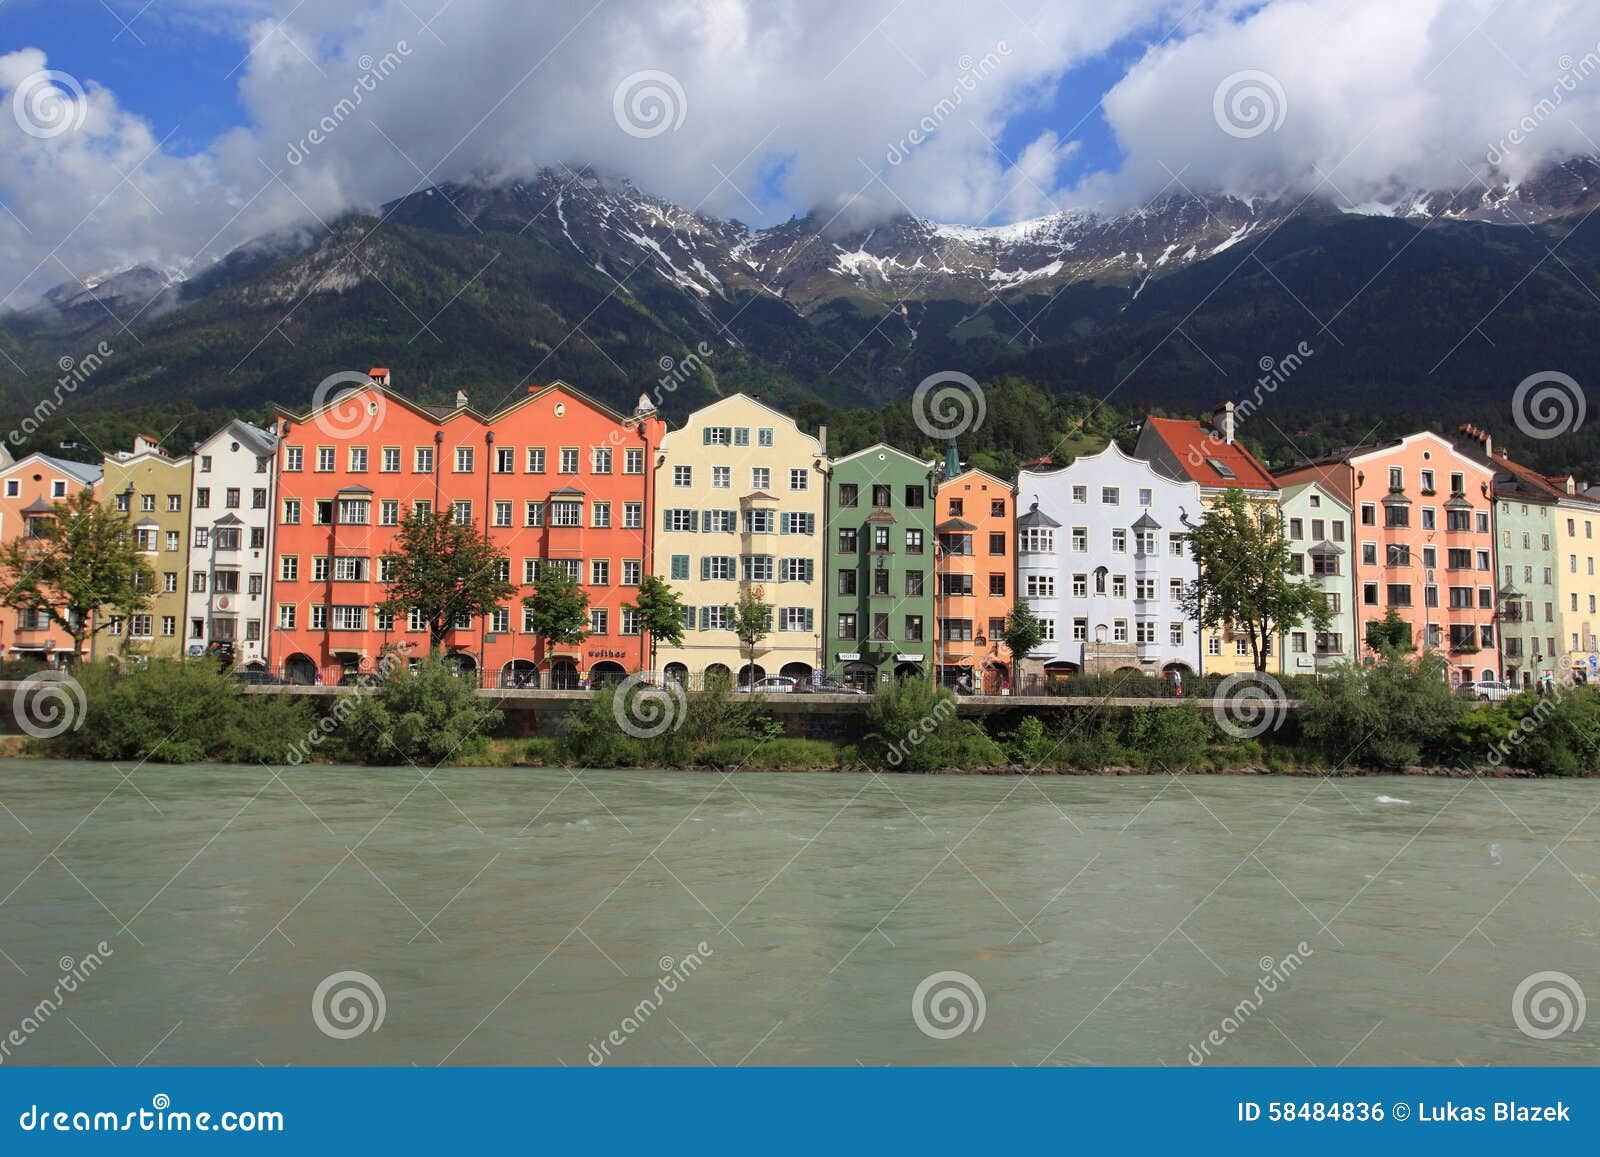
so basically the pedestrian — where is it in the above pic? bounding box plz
[1172,669,1183,698]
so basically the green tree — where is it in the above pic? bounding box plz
[341,655,503,764]
[1300,648,1462,770]
[1364,607,1415,654]
[379,510,513,654]
[732,587,773,689]
[0,489,155,658]
[1180,489,1331,672]
[625,574,686,675]
[521,561,590,670]
[1000,600,1044,670]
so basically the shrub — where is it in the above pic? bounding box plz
[861,678,1006,771]
[1453,688,1600,776]
[340,656,503,765]
[40,659,316,764]
[1299,649,1463,770]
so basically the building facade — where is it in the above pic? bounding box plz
[97,436,193,661]
[1275,480,1354,674]
[933,468,1015,692]
[1016,441,1202,681]
[652,394,828,686]
[0,453,103,666]
[1553,489,1600,684]
[183,420,278,668]
[1136,403,1280,674]
[825,445,938,689]
[271,372,663,686]
[1278,432,1499,686]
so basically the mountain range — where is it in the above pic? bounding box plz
[3,157,1599,435]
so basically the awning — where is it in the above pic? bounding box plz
[895,653,925,662]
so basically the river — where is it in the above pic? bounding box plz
[0,762,1595,1066]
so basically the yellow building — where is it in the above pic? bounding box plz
[652,395,828,686]
[1553,487,1600,684]
[94,435,193,660]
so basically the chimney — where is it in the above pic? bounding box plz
[1212,400,1235,444]
[369,367,390,387]
[454,389,469,409]
[818,424,828,455]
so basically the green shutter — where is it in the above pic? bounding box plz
[689,510,699,532]
[700,557,710,581]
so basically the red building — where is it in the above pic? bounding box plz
[269,371,663,686]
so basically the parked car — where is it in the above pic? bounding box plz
[232,668,280,685]
[799,676,867,695]
[1458,679,1513,702]
[737,675,798,694]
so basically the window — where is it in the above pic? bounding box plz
[495,447,515,473]
[712,466,731,489]
[784,512,816,535]
[1026,574,1055,598]
[705,557,736,581]
[316,447,335,472]
[673,465,693,488]
[1111,529,1127,554]
[745,508,776,534]
[872,484,891,507]
[415,447,434,474]
[904,529,923,554]
[624,448,644,474]
[989,532,1006,556]
[330,606,366,631]
[1170,622,1185,647]
[704,426,731,446]
[284,447,303,472]
[525,501,544,527]
[560,448,579,474]
[906,571,924,597]
[626,502,646,530]
[670,555,690,581]
[752,467,771,491]
[622,561,642,586]
[790,468,809,491]
[333,557,369,582]
[339,498,371,525]
[838,569,857,596]
[591,560,610,586]
[837,613,857,639]
[276,605,296,630]
[666,509,696,532]
[781,557,812,583]
[706,510,737,533]
[196,487,211,510]
[742,555,774,583]
[838,528,857,553]
[348,446,368,473]
[224,487,241,509]
[592,502,611,528]
[905,485,924,508]
[527,448,546,474]
[1021,528,1054,554]
[758,428,774,447]
[550,501,581,528]
[382,447,401,472]
[779,607,812,633]
[989,574,1006,596]
[592,448,612,474]
[381,500,400,526]
[1101,486,1119,505]
[454,446,474,473]
[194,528,210,549]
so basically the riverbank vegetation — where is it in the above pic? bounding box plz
[6,648,1599,774]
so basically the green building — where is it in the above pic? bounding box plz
[825,444,938,689]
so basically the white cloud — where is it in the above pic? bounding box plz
[1,0,1597,304]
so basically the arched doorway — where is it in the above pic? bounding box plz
[1043,661,1078,685]
[500,659,537,688]
[663,662,688,684]
[843,662,874,691]
[779,661,813,685]
[704,663,732,689]
[737,663,766,690]
[284,653,317,685]
[893,662,923,681]
[447,653,477,681]
[980,660,1009,695]
[243,660,267,673]
[550,658,580,690]
[588,660,627,688]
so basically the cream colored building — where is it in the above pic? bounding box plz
[1553,487,1600,684]
[652,395,828,685]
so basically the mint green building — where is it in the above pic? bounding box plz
[1277,480,1355,674]
[825,444,938,689]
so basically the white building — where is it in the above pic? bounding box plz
[183,420,279,668]
[1016,441,1203,680]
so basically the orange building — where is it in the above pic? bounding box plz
[269,371,664,686]
[1277,432,1499,686]
[934,468,1015,693]
[0,453,104,666]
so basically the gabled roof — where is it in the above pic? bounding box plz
[1016,502,1061,529]
[937,467,1013,493]
[936,517,976,532]
[1139,417,1277,491]
[20,497,56,514]
[0,452,104,487]
[829,442,936,471]
[865,507,898,523]
[1132,511,1162,531]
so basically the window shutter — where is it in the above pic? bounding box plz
[779,515,789,535]
[689,510,699,532]
[699,606,710,631]
[700,557,710,581]
[804,608,814,632]
[663,509,672,531]
[804,560,814,582]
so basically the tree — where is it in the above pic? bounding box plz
[342,655,503,765]
[379,510,513,654]
[625,574,686,675]
[1179,488,1331,672]
[1000,601,1044,669]
[0,489,155,658]
[1365,607,1415,654]
[732,586,773,689]
[521,562,590,669]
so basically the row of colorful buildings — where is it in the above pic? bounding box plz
[2,372,1598,691]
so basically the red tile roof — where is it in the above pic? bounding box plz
[1142,416,1277,491]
